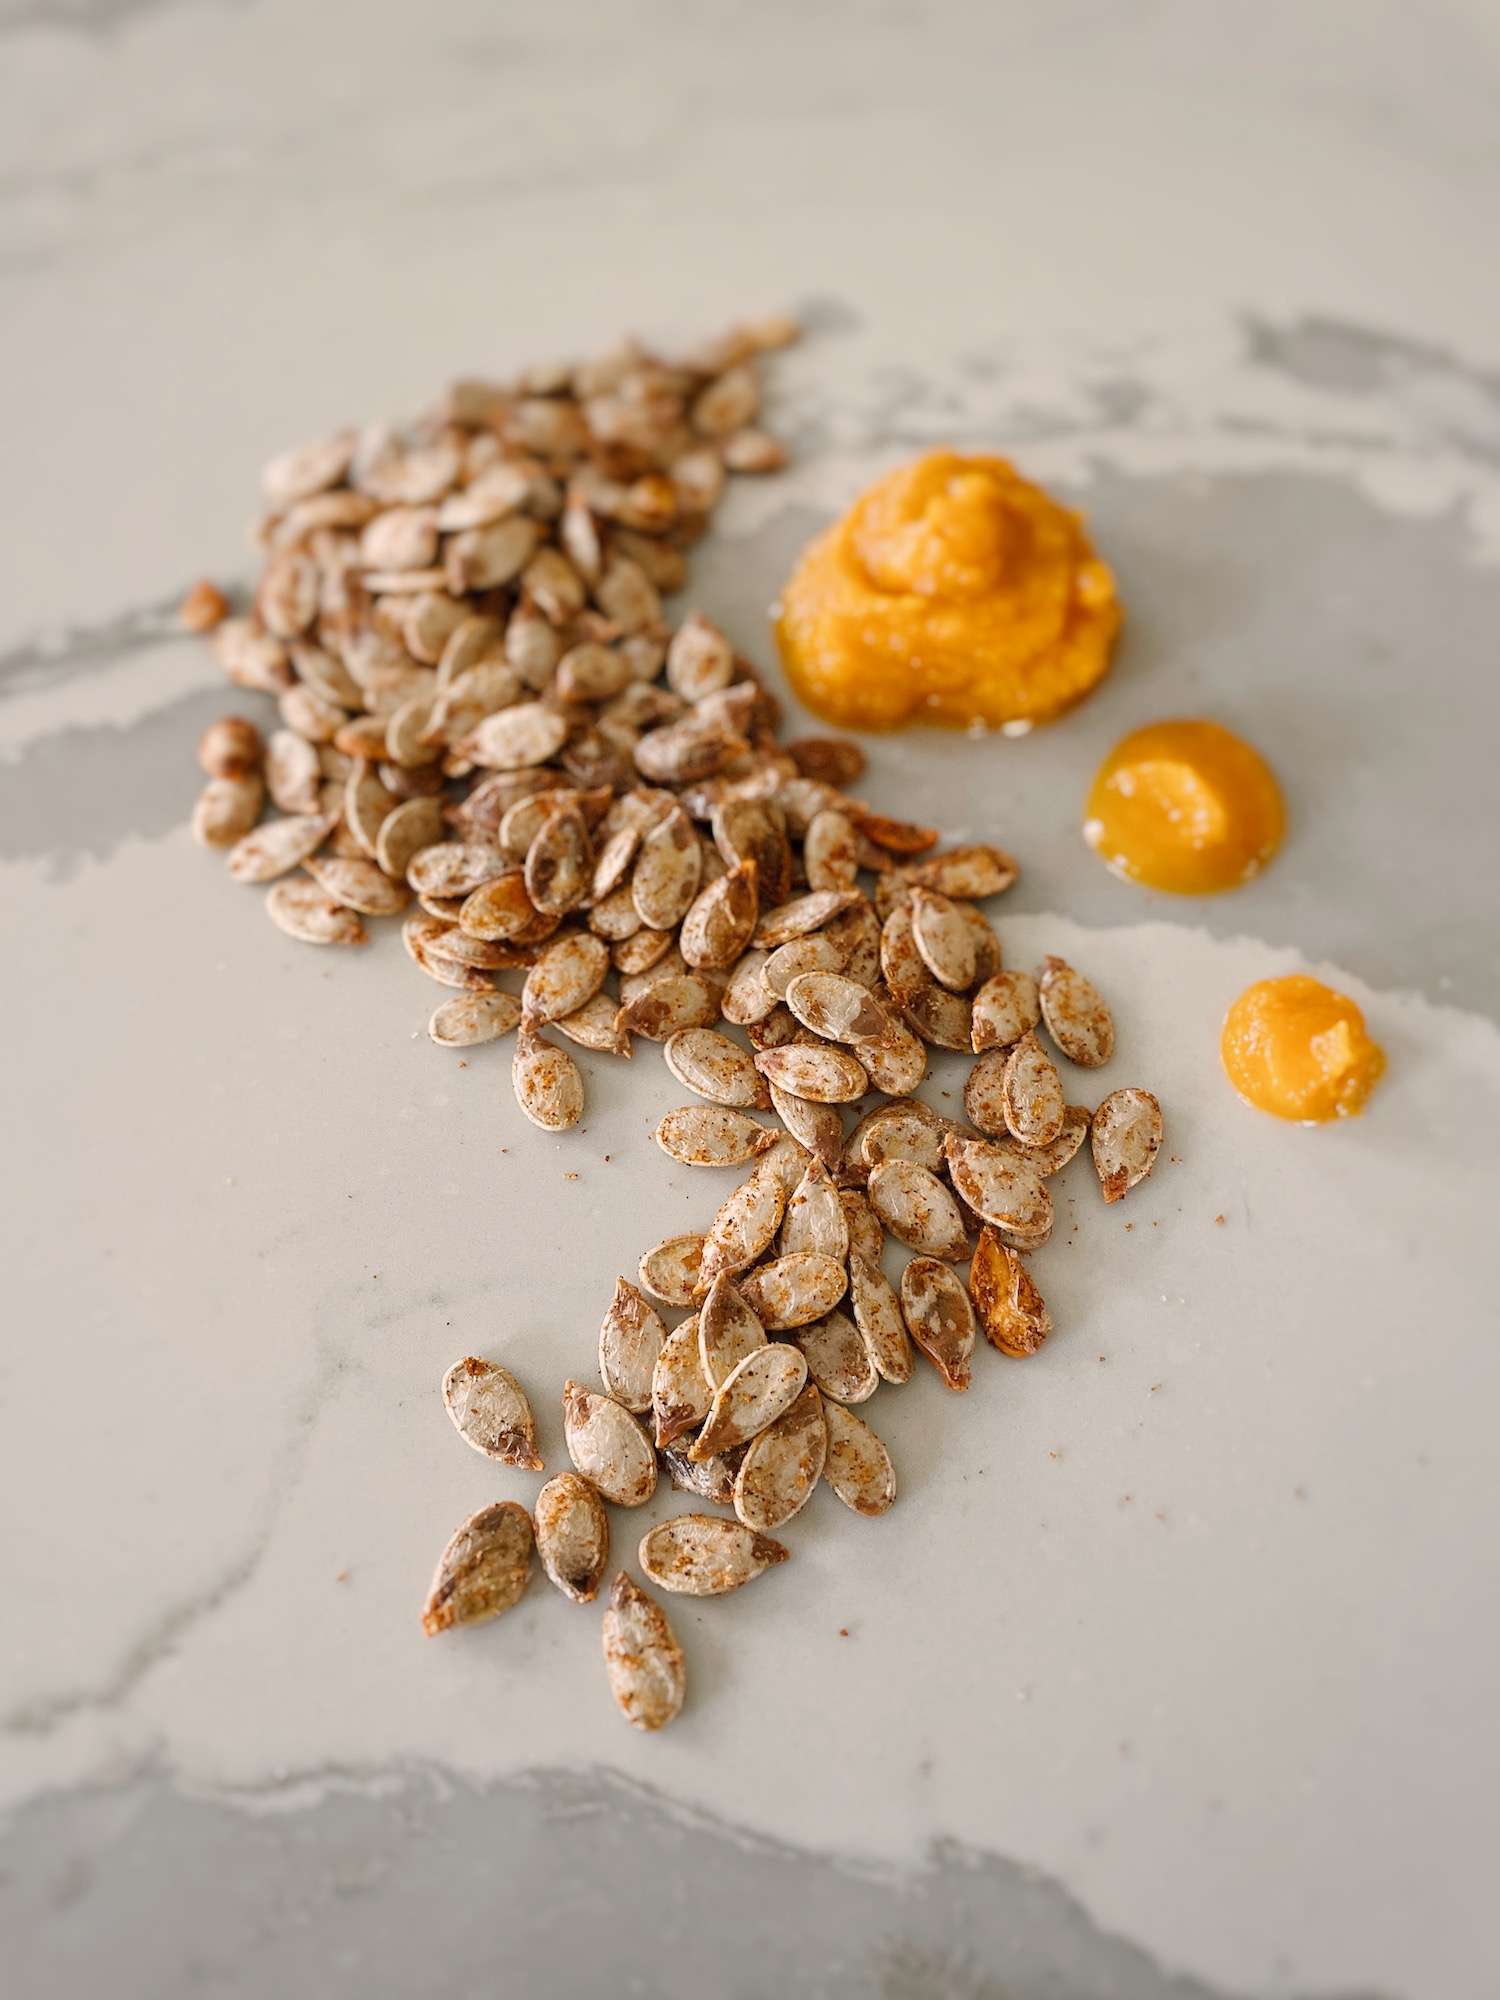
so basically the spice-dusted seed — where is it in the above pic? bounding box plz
[822,1400,897,1516]
[713,797,793,906]
[956,900,1003,984]
[619,972,722,1041]
[428,927,534,970]
[198,715,264,777]
[855,1015,929,1096]
[590,824,641,902]
[634,712,742,786]
[617,943,688,1001]
[632,807,702,930]
[562,1381,658,1506]
[344,762,397,858]
[969,1227,1053,1357]
[1038,956,1116,1068]
[653,1313,713,1447]
[902,843,1019,899]
[783,971,890,1044]
[265,729,323,814]
[796,1309,877,1404]
[909,888,978,992]
[900,1258,977,1391]
[784,735,866,788]
[522,930,610,1023]
[664,1027,768,1107]
[755,889,860,948]
[689,1342,809,1459]
[847,1251,914,1384]
[384,691,441,770]
[971,970,1042,1052]
[525,803,592,914]
[879,904,927,999]
[375,794,445,880]
[754,1044,869,1104]
[421,1500,534,1636]
[428,990,524,1047]
[803,809,861,892]
[943,1132,1054,1245]
[868,1159,970,1260]
[762,933,847,1001]
[1001,1031,1067,1147]
[556,642,631,703]
[534,1472,610,1605]
[553,993,632,1057]
[766,1082,845,1171]
[721,948,779,1026]
[409,840,510,899]
[404,918,496,991]
[665,613,735,701]
[854,808,940,856]
[265,876,367,945]
[778,1157,850,1261]
[698,1270,768,1387]
[1091,1087,1163,1202]
[440,1356,544,1467]
[655,1105,778,1168]
[733,1383,826,1532]
[839,1188,886,1269]
[738,1252,847,1330]
[192,772,264,847]
[601,1573,686,1732]
[639,1514,789,1597]
[459,869,545,941]
[468,701,570,771]
[747,1006,798,1052]
[858,1099,951,1175]
[963,1047,1012,1138]
[598,1277,667,1413]
[679,860,759,970]
[304,854,411,915]
[227,811,335,884]
[512,1028,585,1131]
[638,1232,709,1306]
[897,978,974,1052]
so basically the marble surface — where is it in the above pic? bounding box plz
[3,4,1500,1997]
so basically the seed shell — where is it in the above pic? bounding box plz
[737,1252,847,1330]
[679,860,760,969]
[653,1313,714,1447]
[638,1232,709,1306]
[1038,956,1115,1067]
[847,1250,914,1384]
[421,1500,534,1636]
[562,1381,658,1506]
[700,1162,788,1279]
[664,1027,769,1107]
[944,1132,1053,1245]
[602,1573,686,1731]
[909,887,978,992]
[698,1272,768,1389]
[533,1472,610,1605]
[1091,1087,1164,1202]
[689,1342,809,1458]
[655,1105,777,1168]
[440,1356,543,1467]
[969,1228,1053,1357]
[227,811,335,884]
[733,1383,827,1532]
[1001,1031,1067,1147]
[902,843,1019,899]
[840,1188,886,1267]
[796,1309,877,1404]
[867,1159,970,1260]
[512,1029,585,1130]
[754,889,860,948]
[428,990,524,1047]
[638,1514,789,1596]
[900,1257,977,1391]
[821,1400,897,1516]
[265,876,366,945]
[970,970,1042,1052]
[599,1277,667,1413]
[778,1157,850,1260]
[754,1044,869,1104]
[522,930,610,1024]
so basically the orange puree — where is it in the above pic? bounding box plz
[1221,976,1385,1124]
[1083,719,1284,895]
[774,451,1120,731]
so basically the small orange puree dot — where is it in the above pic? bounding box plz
[774,451,1120,731]
[1083,718,1284,895]
[1221,975,1385,1124]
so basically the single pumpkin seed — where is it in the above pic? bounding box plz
[1091,1087,1163,1202]
[265,875,366,945]
[969,1227,1053,1356]
[408,840,510,898]
[900,1257,976,1391]
[755,888,860,948]
[963,1047,1013,1138]
[512,1028,585,1131]
[909,887,978,992]
[971,969,1042,1052]
[525,803,592,914]
[652,1313,713,1447]
[601,1572,685,1731]
[902,843,1019,899]
[304,853,410,915]
[632,806,702,930]
[192,772,264,847]
[227,811,335,884]
[638,1514,789,1596]
[554,993,633,1057]
[822,1400,897,1516]
[522,930,610,1023]
[1001,1030,1067,1146]
[1004,1102,1091,1175]
[766,1081,845,1171]
[762,932,847,999]
[689,1342,809,1459]
[858,1099,951,1175]
[562,1381,657,1505]
[778,1157,850,1260]
[265,728,323,813]
[754,1044,869,1104]
[697,1272,768,1390]
[440,1356,543,1467]
[803,808,861,891]
[944,1132,1054,1246]
[737,1252,847,1330]
[376,794,446,879]
[1038,955,1116,1067]
[796,1309,878,1403]
[868,1159,970,1260]
[429,990,523,1047]
[664,1027,768,1107]
[699,1162,788,1280]
[599,1277,667,1413]
[733,1383,826,1532]
[839,1189,886,1269]
[655,1105,778,1168]
[469,700,569,770]
[421,1500,533,1635]
[638,1232,709,1306]
[534,1472,610,1604]
[679,859,760,969]
[847,1250,914,1385]
[618,972,721,1040]
[783,970,888,1043]
[721,948,780,1025]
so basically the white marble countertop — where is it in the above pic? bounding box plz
[3,5,1499,1998]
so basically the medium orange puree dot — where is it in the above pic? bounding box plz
[1221,975,1385,1124]
[1083,718,1284,895]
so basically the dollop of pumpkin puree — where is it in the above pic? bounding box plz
[775,451,1120,731]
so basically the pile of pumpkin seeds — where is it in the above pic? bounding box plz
[187,318,1162,1731]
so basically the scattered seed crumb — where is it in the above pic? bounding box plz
[838,1626,849,1638]
[1150,1382,1161,1393]
[1214,1212,1226,1225]
[180,577,230,632]
[457,1060,468,1069]
[564,1171,580,1181]
[1294,1484,1309,1501]
[1047,1448,1063,1461]
[1155,1510,1168,1523]
[1119,1494,1133,1507]
[335,1569,350,1583]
